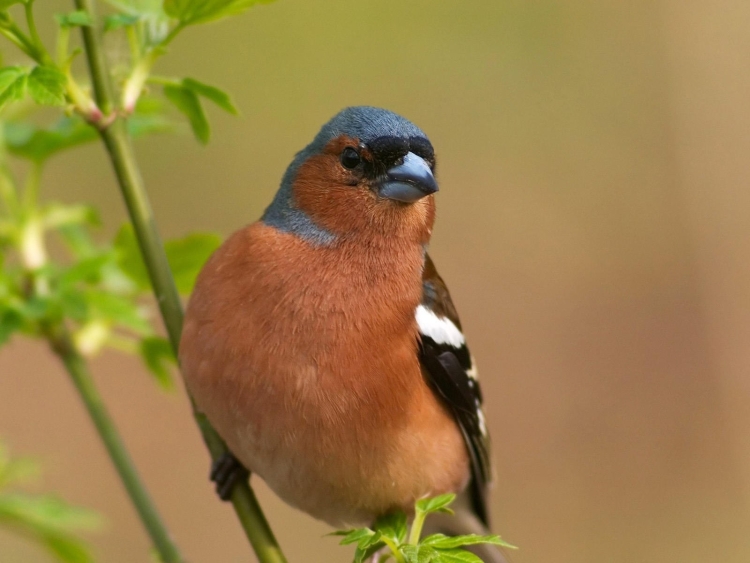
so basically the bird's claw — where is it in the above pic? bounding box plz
[210,452,249,501]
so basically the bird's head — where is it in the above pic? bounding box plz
[263,106,438,246]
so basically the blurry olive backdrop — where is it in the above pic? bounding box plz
[2,0,750,561]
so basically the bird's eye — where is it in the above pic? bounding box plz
[340,147,361,169]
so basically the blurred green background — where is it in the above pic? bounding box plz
[2,0,750,561]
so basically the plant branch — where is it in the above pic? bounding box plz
[160,23,184,49]
[56,25,70,66]
[382,537,406,563]
[46,325,183,563]
[23,2,50,65]
[71,0,113,117]
[71,1,288,561]
[407,511,427,546]
[0,23,42,62]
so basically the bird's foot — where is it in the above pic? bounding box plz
[210,452,249,501]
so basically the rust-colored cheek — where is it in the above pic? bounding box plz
[292,135,436,242]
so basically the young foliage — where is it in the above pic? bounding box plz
[0,442,102,563]
[333,494,517,563]
[55,11,94,28]
[114,224,220,294]
[103,0,164,17]
[27,67,67,106]
[4,118,97,162]
[163,83,209,143]
[0,146,217,388]
[0,66,28,109]
[164,0,272,26]
[162,78,237,143]
[0,0,285,559]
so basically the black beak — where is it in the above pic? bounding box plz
[378,152,438,203]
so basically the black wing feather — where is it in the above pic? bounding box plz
[418,255,492,526]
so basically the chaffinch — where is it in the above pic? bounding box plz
[180,106,503,562]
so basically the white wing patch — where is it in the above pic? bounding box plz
[476,406,488,436]
[416,305,465,348]
[466,356,479,380]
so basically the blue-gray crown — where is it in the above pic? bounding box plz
[308,106,427,152]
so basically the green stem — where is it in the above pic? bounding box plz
[72,0,113,117]
[408,510,427,545]
[47,327,183,563]
[0,27,28,55]
[71,1,287,561]
[23,1,49,64]
[122,49,157,113]
[56,25,70,66]
[0,23,41,62]
[125,25,140,63]
[105,333,140,355]
[381,537,406,563]
[99,90,288,563]
[98,123,184,343]
[160,23,184,49]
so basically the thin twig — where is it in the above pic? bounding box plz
[46,325,183,563]
[70,0,287,561]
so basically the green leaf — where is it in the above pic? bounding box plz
[113,224,150,290]
[27,66,67,107]
[163,84,209,144]
[5,112,170,163]
[332,526,386,563]
[20,296,53,321]
[55,11,94,27]
[103,13,140,31]
[0,494,102,532]
[0,447,40,489]
[415,494,456,516]
[128,112,175,137]
[42,532,94,563]
[401,545,437,563]
[422,534,516,550]
[42,203,100,230]
[4,118,97,162]
[373,511,407,544]
[353,538,385,563]
[114,224,220,294]
[84,289,151,334]
[429,549,483,563]
[337,527,375,546]
[164,0,272,26]
[0,494,101,563]
[57,254,111,289]
[182,78,237,114]
[0,66,28,110]
[164,232,220,293]
[57,225,98,259]
[58,290,88,321]
[102,0,164,16]
[139,336,176,389]
[0,308,22,346]
[0,0,24,10]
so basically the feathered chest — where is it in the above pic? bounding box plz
[233,224,424,353]
[188,223,427,406]
[179,222,475,527]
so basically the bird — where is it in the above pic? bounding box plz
[179,106,505,562]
